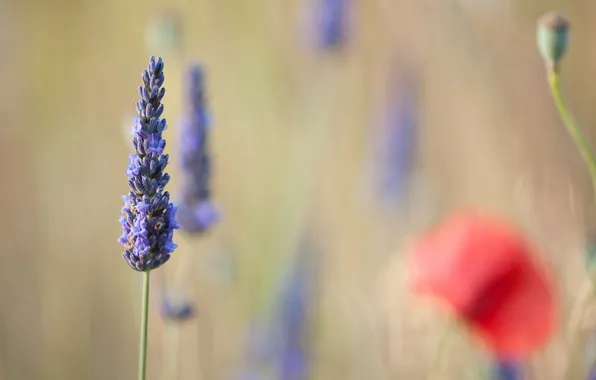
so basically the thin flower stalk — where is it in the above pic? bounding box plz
[537,12,596,380]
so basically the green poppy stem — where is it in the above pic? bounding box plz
[139,270,151,380]
[548,71,596,184]
[547,69,596,380]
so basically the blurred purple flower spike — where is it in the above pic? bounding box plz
[275,236,317,380]
[310,0,349,50]
[233,315,279,379]
[161,295,195,322]
[303,0,352,51]
[374,65,419,204]
[178,65,220,234]
[236,235,317,380]
[280,347,307,380]
[492,359,523,380]
[177,201,219,234]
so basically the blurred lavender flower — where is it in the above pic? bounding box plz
[233,315,278,380]
[314,0,348,49]
[118,56,179,271]
[492,359,523,380]
[161,295,195,321]
[275,237,316,380]
[236,237,316,380]
[280,347,307,380]
[373,67,418,204]
[177,65,220,234]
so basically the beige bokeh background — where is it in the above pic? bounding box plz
[2,0,596,379]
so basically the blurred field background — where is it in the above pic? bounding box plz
[3,0,596,379]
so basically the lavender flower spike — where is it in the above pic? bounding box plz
[177,65,219,233]
[119,56,179,271]
[492,359,523,380]
[315,0,348,49]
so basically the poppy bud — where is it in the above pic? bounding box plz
[537,12,570,72]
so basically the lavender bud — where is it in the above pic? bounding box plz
[157,88,166,102]
[178,65,220,234]
[118,57,180,272]
[154,104,164,118]
[537,12,569,72]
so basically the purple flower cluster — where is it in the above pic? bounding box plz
[234,238,315,380]
[161,295,195,321]
[276,246,312,380]
[375,68,418,203]
[119,56,179,271]
[492,359,522,380]
[316,0,348,49]
[177,65,219,234]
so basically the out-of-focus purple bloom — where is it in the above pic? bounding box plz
[279,259,309,341]
[119,57,179,271]
[236,237,317,380]
[275,238,316,380]
[492,359,523,380]
[233,316,278,379]
[161,295,195,322]
[280,347,307,380]
[373,67,418,203]
[314,0,348,49]
[178,65,220,234]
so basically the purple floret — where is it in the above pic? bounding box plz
[119,56,179,271]
[177,65,220,234]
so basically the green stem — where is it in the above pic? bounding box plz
[139,270,151,380]
[548,71,596,189]
[547,70,596,380]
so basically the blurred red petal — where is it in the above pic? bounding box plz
[409,211,557,357]
[467,258,556,357]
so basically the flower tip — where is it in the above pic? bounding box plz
[538,11,569,30]
[537,11,569,71]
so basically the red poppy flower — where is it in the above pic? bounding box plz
[409,211,557,358]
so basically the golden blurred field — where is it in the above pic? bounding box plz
[3,0,596,379]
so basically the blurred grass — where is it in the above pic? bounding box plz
[4,0,596,379]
